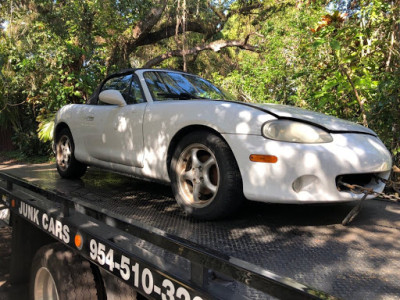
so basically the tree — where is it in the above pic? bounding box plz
[0,0,399,169]
[0,0,266,153]
[104,0,264,71]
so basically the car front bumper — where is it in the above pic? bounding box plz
[222,133,392,203]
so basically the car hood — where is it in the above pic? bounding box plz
[250,103,376,136]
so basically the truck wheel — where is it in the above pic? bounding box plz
[170,130,244,220]
[99,269,137,300]
[56,128,87,178]
[30,243,98,300]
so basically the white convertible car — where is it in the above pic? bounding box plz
[54,68,392,219]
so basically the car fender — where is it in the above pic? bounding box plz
[54,104,95,163]
[140,100,276,181]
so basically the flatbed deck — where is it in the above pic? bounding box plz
[1,163,400,299]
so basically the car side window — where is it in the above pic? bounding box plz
[130,76,145,104]
[100,74,144,105]
[100,74,132,105]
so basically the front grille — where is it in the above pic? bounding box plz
[336,173,379,192]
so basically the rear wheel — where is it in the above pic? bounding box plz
[30,243,98,300]
[56,128,87,178]
[99,269,137,300]
[170,131,244,220]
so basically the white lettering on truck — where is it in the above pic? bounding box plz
[18,202,39,225]
[42,213,70,243]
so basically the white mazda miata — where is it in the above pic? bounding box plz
[54,68,392,219]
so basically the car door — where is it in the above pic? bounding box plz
[83,74,147,168]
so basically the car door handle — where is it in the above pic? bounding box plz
[86,116,94,121]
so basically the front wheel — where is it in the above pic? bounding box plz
[170,131,244,220]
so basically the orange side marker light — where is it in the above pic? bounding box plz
[249,154,278,163]
[75,233,83,250]
[11,199,16,208]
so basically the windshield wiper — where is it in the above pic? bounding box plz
[157,92,207,100]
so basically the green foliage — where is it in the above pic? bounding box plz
[302,0,400,164]
[37,113,55,143]
[0,150,54,164]
[210,2,326,106]
[0,0,399,167]
[210,0,400,165]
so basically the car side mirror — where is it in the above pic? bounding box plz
[99,90,127,107]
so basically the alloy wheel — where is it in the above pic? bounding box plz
[56,135,72,171]
[176,144,220,208]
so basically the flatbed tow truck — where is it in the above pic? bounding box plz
[0,163,399,299]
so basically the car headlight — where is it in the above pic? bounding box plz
[262,120,333,143]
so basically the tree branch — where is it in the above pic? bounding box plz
[130,0,168,40]
[106,0,168,70]
[338,64,368,127]
[207,1,262,21]
[207,0,228,21]
[227,3,263,19]
[107,0,263,70]
[143,37,257,68]
[132,21,215,48]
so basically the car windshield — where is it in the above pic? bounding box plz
[144,71,233,101]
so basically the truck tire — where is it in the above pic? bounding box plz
[170,130,244,220]
[56,127,87,179]
[99,268,137,300]
[30,243,98,300]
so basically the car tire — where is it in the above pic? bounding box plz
[170,130,244,220]
[29,243,99,300]
[56,128,87,178]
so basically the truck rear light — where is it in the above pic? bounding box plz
[75,233,83,249]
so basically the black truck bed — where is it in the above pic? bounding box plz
[2,163,400,299]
